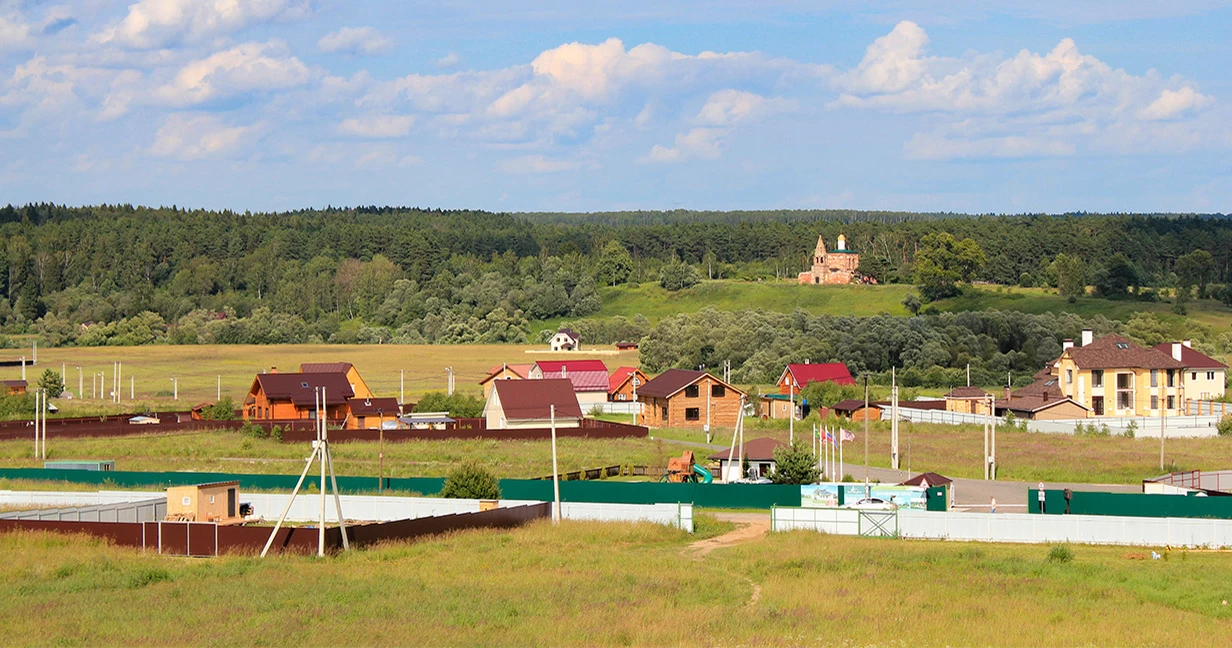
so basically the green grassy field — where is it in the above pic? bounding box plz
[2,521,1231,646]
[936,285,1232,330]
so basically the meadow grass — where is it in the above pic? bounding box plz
[1,521,1231,645]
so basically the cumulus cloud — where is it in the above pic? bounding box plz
[904,132,1076,160]
[1137,86,1213,120]
[0,15,32,51]
[97,0,308,48]
[499,154,582,173]
[435,52,461,69]
[337,114,415,138]
[155,40,309,106]
[318,26,393,55]
[148,113,259,160]
[645,89,793,162]
[642,127,724,163]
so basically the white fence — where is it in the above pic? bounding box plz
[896,406,1224,438]
[0,497,165,523]
[595,402,641,415]
[773,506,1232,547]
[0,490,693,532]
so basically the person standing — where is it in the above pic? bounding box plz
[1038,482,1046,514]
[990,496,996,514]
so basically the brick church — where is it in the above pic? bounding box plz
[797,234,861,285]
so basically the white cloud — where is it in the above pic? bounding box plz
[148,113,259,160]
[695,89,795,126]
[499,154,582,174]
[337,114,415,138]
[97,0,308,49]
[318,26,393,55]
[904,132,1076,160]
[306,143,420,169]
[835,20,929,95]
[1137,86,1213,121]
[435,52,461,69]
[155,40,309,106]
[642,127,723,163]
[0,15,32,51]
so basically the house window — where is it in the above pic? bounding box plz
[1066,369,1073,385]
[1167,370,1176,388]
[684,385,700,398]
[1116,373,1133,410]
[685,408,700,421]
[1092,370,1103,388]
[760,463,773,476]
[1150,370,1158,387]
[1092,396,1104,416]
[357,416,366,428]
[1167,396,1176,410]
[712,385,726,398]
[1193,372,1199,381]
[1209,371,1217,380]
[661,407,668,421]
[1150,395,1158,410]
[617,393,626,401]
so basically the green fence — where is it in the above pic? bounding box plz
[1031,488,1232,519]
[0,469,803,509]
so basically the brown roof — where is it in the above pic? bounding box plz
[491,378,583,420]
[1067,334,1184,370]
[996,393,1088,414]
[300,362,355,374]
[945,386,990,399]
[900,472,953,487]
[832,399,879,413]
[636,369,743,399]
[1,379,27,387]
[1152,343,1228,370]
[1012,377,1063,400]
[253,372,354,407]
[709,437,787,462]
[480,363,533,384]
[347,397,400,416]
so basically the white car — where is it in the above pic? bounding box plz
[849,497,897,510]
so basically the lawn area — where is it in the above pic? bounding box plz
[2,344,640,416]
[654,416,1232,485]
[0,429,691,480]
[935,285,1232,330]
[2,520,1231,645]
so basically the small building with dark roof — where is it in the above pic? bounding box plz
[2,379,28,396]
[709,437,787,482]
[243,371,354,421]
[635,369,745,429]
[345,397,402,430]
[831,399,882,421]
[483,378,583,430]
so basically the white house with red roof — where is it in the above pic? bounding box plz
[1154,340,1227,401]
[529,359,610,410]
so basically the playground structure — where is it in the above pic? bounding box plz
[661,451,713,484]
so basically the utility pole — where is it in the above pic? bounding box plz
[863,376,870,486]
[171,378,178,400]
[446,367,455,396]
[399,369,405,405]
[891,367,899,472]
[789,378,795,445]
[378,408,384,493]
[705,376,712,445]
[77,366,82,401]
[20,356,25,381]
[1160,400,1166,472]
[550,404,561,523]
[217,375,221,401]
[989,394,997,480]
[631,375,640,427]
[130,375,134,400]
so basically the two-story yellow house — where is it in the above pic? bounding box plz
[1055,334,1186,418]
[1152,341,1227,402]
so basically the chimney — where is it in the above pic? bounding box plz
[1081,329,1093,347]
[1062,339,1073,351]
[561,366,567,379]
[1172,342,1183,362]
[270,366,278,374]
[805,358,810,364]
[1004,386,1011,401]
[1183,339,1192,348]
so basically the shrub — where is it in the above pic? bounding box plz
[37,369,65,398]
[1122,419,1138,439]
[239,422,268,439]
[201,396,237,420]
[770,442,821,485]
[1047,545,1074,563]
[271,425,284,442]
[440,463,502,499]
[1218,415,1232,437]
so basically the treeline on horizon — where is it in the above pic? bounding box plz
[0,203,1229,351]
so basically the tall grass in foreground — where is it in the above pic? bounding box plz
[1,522,1231,646]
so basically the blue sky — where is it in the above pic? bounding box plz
[1,1,1230,214]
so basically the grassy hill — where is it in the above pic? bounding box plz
[538,280,1232,331]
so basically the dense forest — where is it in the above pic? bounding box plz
[0,204,1228,350]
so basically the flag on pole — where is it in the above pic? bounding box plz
[840,428,856,442]
[824,428,835,445]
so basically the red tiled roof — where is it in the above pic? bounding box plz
[491,379,583,420]
[783,363,855,387]
[945,386,990,399]
[534,360,609,393]
[710,437,787,462]
[1068,335,1184,370]
[347,397,400,416]
[300,362,354,374]
[1152,343,1227,369]
[254,372,353,407]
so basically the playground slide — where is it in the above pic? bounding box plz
[692,464,713,484]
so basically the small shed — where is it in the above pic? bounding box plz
[2,379,27,396]
[709,437,787,482]
[165,481,242,524]
[346,397,401,430]
[832,399,882,421]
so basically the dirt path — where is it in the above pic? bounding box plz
[688,512,770,557]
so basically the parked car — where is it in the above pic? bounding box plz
[849,497,897,510]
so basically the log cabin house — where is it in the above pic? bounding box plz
[243,371,353,421]
[636,369,745,429]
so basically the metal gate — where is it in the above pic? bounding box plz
[142,521,219,557]
[858,510,898,537]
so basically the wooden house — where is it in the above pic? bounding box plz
[478,363,532,398]
[831,399,882,421]
[482,379,582,430]
[2,379,27,396]
[636,369,745,429]
[345,397,402,430]
[243,371,353,421]
[165,481,243,524]
[300,362,374,399]
[608,366,648,403]
[944,386,993,415]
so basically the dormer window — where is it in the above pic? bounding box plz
[1115,343,1129,349]
[301,382,309,388]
